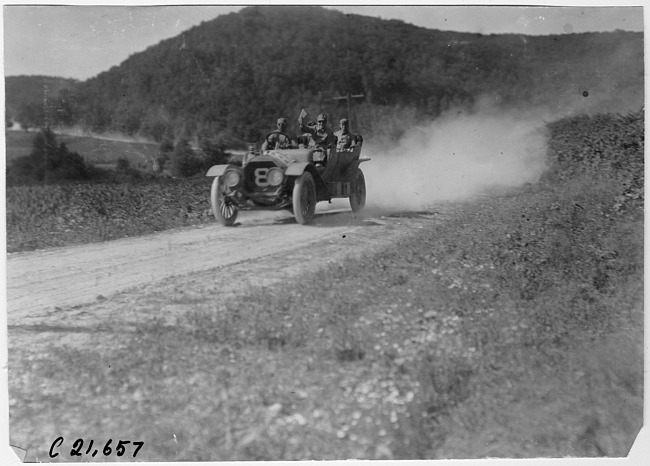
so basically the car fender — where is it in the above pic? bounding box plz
[343,158,370,177]
[284,162,311,177]
[206,164,235,177]
[285,163,330,201]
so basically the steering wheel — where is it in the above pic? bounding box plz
[265,131,292,149]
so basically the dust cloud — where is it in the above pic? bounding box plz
[362,106,550,212]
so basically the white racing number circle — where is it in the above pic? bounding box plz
[254,167,284,187]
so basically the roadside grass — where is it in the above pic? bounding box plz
[9,170,643,460]
[6,178,214,252]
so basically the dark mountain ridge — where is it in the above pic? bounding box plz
[7,6,644,147]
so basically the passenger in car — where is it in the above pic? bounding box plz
[299,113,336,149]
[334,118,358,151]
[261,117,297,151]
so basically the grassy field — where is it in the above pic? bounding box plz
[6,110,644,459]
[5,130,160,170]
[4,130,36,161]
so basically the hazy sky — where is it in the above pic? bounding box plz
[2,2,645,81]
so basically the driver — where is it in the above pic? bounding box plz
[261,117,297,151]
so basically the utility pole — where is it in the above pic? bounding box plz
[332,92,364,128]
[43,84,49,185]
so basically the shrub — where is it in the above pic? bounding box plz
[169,138,203,178]
[116,157,131,171]
[544,109,644,212]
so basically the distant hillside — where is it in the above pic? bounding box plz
[5,75,79,129]
[7,6,644,147]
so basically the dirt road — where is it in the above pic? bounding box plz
[6,204,439,334]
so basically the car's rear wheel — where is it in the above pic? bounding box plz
[292,172,316,225]
[210,176,238,226]
[349,168,366,212]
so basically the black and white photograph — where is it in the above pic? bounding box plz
[2,1,645,463]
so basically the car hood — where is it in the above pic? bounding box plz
[257,148,313,167]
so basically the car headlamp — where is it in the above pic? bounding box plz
[222,170,241,187]
[267,167,284,186]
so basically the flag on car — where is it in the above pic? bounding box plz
[298,109,308,124]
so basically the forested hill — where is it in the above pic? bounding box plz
[7,6,644,147]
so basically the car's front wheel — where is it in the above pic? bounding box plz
[292,172,316,225]
[349,168,366,212]
[210,176,238,226]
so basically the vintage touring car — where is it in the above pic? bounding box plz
[206,131,369,225]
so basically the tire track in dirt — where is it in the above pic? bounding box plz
[7,209,372,320]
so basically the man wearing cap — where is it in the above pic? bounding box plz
[298,113,336,149]
[334,118,357,151]
[261,117,297,151]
